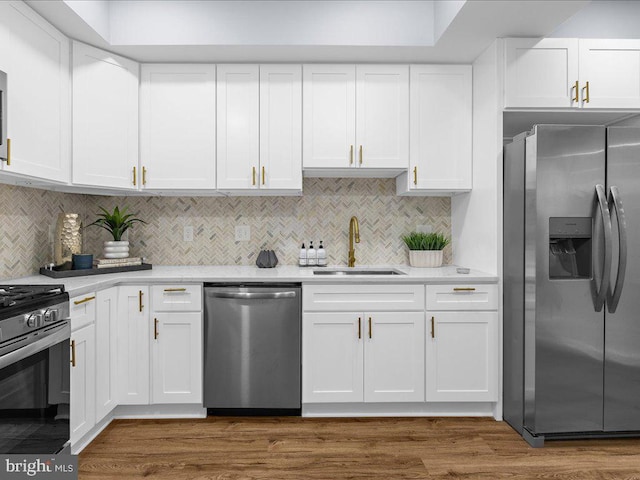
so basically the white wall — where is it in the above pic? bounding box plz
[551,0,640,39]
[64,0,111,42]
[451,40,502,276]
[108,1,435,47]
[434,0,465,42]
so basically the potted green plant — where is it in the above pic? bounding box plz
[402,232,450,268]
[87,206,146,259]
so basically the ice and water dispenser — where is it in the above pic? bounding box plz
[549,217,592,279]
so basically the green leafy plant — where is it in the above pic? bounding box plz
[402,232,450,251]
[87,206,146,241]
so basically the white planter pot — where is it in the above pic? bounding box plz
[103,240,129,259]
[409,250,443,268]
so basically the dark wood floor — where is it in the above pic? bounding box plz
[79,417,640,479]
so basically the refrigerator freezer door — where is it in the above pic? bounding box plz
[604,127,640,431]
[524,125,607,435]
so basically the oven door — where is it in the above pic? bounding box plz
[0,323,70,454]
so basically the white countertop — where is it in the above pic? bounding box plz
[10,265,498,297]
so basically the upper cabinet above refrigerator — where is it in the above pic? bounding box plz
[302,65,408,177]
[504,38,640,109]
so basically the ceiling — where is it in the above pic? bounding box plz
[26,0,589,63]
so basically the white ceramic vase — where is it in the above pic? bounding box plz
[409,250,443,268]
[103,240,129,259]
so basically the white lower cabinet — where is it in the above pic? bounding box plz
[117,286,150,405]
[303,311,424,403]
[426,311,498,402]
[70,324,96,445]
[95,287,118,421]
[151,312,203,404]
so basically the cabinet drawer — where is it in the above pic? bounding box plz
[70,292,97,331]
[151,284,202,312]
[426,284,498,311]
[303,284,424,312]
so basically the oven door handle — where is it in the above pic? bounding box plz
[0,323,70,370]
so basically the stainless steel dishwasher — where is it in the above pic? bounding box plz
[203,283,301,415]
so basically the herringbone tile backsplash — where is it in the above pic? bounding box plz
[1,179,451,279]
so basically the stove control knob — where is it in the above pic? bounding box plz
[44,309,58,323]
[25,313,43,328]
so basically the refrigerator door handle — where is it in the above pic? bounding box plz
[607,186,628,313]
[593,184,613,312]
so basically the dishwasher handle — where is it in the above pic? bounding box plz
[206,290,297,300]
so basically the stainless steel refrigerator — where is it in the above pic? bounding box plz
[504,125,640,447]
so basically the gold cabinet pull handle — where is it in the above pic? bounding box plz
[262,166,265,185]
[142,166,147,185]
[139,290,143,312]
[358,317,361,339]
[583,81,590,104]
[5,138,10,166]
[133,166,137,186]
[453,287,476,292]
[572,80,579,103]
[252,166,256,186]
[70,340,76,367]
[73,296,95,305]
[368,317,372,339]
[164,288,186,292]
[359,145,363,165]
[350,145,354,165]
[154,318,159,340]
[431,316,435,339]
[413,166,418,185]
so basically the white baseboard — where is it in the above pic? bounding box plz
[72,411,115,454]
[114,404,207,419]
[302,402,498,418]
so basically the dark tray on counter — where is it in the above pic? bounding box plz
[40,263,152,278]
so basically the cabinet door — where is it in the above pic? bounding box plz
[72,41,139,189]
[504,38,579,108]
[216,64,259,190]
[364,312,424,402]
[406,65,471,192]
[579,39,640,109]
[70,324,95,446]
[95,287,118,422]
[355,65,408,169]
[0,1,70,182]
[303,312,363,403]
[260,65,302,190]
[140,64,216,190]
[302,65,356,169]
[152,312,203,404]
[117,286,150,405]
[426,311,498,402]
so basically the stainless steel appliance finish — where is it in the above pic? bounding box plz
[313,268,405,276]
[0,70,6,162]
[0,285,71,454]
[504,125,640,446]
[204,284,301,415]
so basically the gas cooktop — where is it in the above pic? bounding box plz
[0,285,68,319]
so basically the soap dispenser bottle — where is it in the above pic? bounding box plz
[307,241,317,266]
[317,240,327,266]
[299,243,307,267]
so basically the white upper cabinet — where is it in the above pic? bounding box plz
[578,39,640,109]
[217,64,302,193]
[216,64,260,190]
[72,42,139,190]
[0,1,70,183]
[505,38,640,109]
[504,38,579,108]
[140,64,216,190]
[397,65,472,195]
[303,64,408,176]
[259,65,302,190]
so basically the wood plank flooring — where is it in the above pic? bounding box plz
[79,417,640,479]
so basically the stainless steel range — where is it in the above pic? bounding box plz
[0,285,71,454]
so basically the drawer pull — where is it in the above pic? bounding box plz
[70,340,76,367]
[431,316,435,339]
[74,296,95,305]
[164,288,187,292]
[453,287,476,292]
[358,317,361,339]
[368,317,372,339]
[154,318,159,340]
[139,290,144,312]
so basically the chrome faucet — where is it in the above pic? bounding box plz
[348,216,360,267]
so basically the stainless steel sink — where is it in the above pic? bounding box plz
[313,268,405,276]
